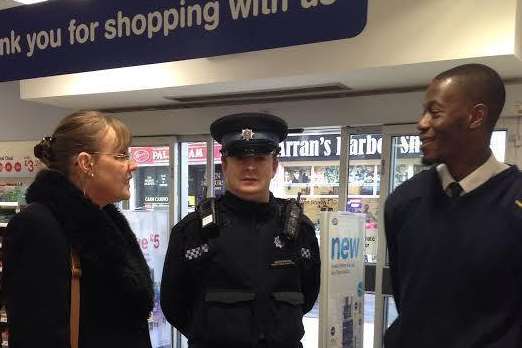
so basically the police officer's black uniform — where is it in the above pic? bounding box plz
[161,113,320,348]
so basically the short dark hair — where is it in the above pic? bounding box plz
[434,64,505,132]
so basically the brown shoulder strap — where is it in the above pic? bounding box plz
[70,250,81,348]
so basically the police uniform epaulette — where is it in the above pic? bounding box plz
[172,211,201,234]
[275,197,304,241]
[196,196,222,240]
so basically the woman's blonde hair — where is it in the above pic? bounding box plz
[34,111,131,176]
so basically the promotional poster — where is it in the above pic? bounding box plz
[123,210,171,348]
[320,212,365,348]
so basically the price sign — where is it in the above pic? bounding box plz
[0,141,42,178]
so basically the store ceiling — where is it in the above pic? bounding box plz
[21,56,522,112]
[0,0,20,10]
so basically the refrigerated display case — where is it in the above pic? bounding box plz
[128,145,173,348]
[0,199,21,348]
[0,141,45,348]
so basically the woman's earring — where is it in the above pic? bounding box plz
[82,170,92,197]
[81,177,87,197]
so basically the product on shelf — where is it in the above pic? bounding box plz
[0,212,15,225]
[0,308,7,324]
[0,199,19,348]
[0,183,25,204]
[0,328,7,347]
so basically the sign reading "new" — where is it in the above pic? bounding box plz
[0,0,367,82]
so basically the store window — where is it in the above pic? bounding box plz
[129,146,170,210]
[127,145,172,348]
[364,294,376,348]
[273,131,342,229]
[346,134,382,265]
[180,141,208,217]
[180,141,223,213]
[389,135,425,192]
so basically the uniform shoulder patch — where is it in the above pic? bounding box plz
[171,211,201,235]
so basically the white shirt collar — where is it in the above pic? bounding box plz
[436,154,509,196]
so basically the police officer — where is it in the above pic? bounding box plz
[161,113,320,348]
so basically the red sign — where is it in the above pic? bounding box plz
[130,144,223,166]
[130,146,169,166]
[188,143,222,164]
[133,149,151,163]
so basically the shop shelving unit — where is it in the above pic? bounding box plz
[0,201,20,348]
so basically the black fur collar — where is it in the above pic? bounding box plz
[26,169,153,321]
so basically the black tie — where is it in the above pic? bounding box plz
[448,182,463,198]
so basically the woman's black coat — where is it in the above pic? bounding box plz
[4,169,154,348]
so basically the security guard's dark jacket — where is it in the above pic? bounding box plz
[161,191,320,348]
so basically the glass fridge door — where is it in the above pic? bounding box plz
[124,140,176,348]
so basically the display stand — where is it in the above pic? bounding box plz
[319,211,365,348]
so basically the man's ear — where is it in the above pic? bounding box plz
[76,152,94,175]
[469,103,488,130]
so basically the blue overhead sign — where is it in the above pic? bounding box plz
[0,0,367,82]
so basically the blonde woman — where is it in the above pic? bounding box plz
[4,111,153,348]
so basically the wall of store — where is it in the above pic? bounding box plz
[515,0,522,58]
[3,81,522,141]
[0,81,71,141]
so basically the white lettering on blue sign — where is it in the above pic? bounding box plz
[0,0,367,81]
[229,0,289,19]
[0,31,21,56]
[301,0,337,9]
